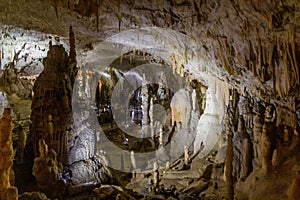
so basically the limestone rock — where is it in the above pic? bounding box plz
[69,155,110,185]
[232,117,253,181]
[19,192,48,200]
[170,89,191,129]
[29,44,74,162]
[32,140,60,194]
[194,87,222,157]
[180,179,209,196]
[0,108,15,199]
[170,129,195,160]
[287,164,300,200]
[93,185,135,200]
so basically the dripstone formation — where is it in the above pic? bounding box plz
[28,29,110,197]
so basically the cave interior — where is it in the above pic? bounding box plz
[0,0,300,200]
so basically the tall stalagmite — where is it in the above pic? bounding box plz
[0,108,18,199]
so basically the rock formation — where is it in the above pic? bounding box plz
[28,28,110,196]
[232,117,253,180]
[0,108,18,199]
[193,87,222,157]
[32,139,60,196]
[0,0,300,199]
[252,100,265,169]
[170,88,191,129]
[29,43,74,162]
[261,104,276,175]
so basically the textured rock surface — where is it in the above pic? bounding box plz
[194,86,223,157]
[0,108,17,199]
[0,0,300,199]
[1,0,299,107]
[32,139,60,195]
[19,191,48,200]
[170,88,191,129]
[29,44,75,163]
[69,155,110,185]
[232,117,253,181]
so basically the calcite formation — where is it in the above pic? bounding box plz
[29,43,74,163]
[32,139,60,195]
[29,28,110,195]
[0,0,299,199]
[232,117,252,180]
[170,88,191,129]
[0,108,17,199]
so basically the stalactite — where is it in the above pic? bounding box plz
[269,38,276,94]
[96,0,100,32]
[283,41,290,96]
[290,27,299,85]
[257,38,263,82]
[287,48,296,86]
[54,0,59,19]
[69,26,76,64]
[218,39,234,75]
[275,48,284,98]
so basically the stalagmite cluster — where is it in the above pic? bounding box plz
[32,139,60,194]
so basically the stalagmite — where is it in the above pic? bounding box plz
[287,164,300,200]
[141,73,149,137]
[184,145,189,164]
[192,89,197,111]
[6,186,18,200]
[38,139,48,157]
[225,134,234,200]
[159,128,163,146]
[0,108,15,199]
[48,114,54,146]
[17,126,26,164]
[153,161,159,193]
[130,151,137,170]
[224,98,235,200]
[165,161,170,170]
[150,98,154,140]
[253,104,264,169]
[261,104,275,175]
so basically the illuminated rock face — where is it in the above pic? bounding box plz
[170,89,191,129]
[194,87,222,157]
[29,43,110,195]
[29,43,97,165]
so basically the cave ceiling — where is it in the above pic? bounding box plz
[0,0,300,111]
